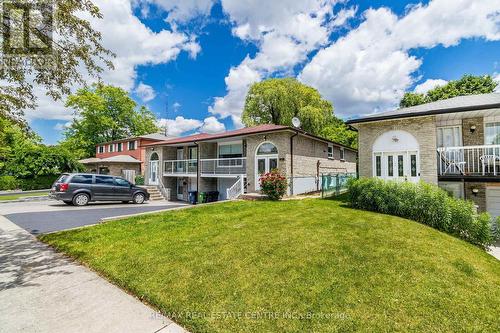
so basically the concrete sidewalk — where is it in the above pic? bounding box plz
[0,216,188,333]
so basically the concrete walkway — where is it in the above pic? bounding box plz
[0,216,188,333]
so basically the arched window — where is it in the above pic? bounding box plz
[150,152,159,161]
[256,142,278,155]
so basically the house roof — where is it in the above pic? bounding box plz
[144,124,357,151]
[79,155,142,164]
[346,93,500,125]
[97,132,170,146]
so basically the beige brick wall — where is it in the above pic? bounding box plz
[462,117,484,146]
[356,116,438,184]
[464,182,487,212]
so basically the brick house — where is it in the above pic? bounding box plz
[79,133,169,180]
[143,124,357,201]
[347,93,500,217]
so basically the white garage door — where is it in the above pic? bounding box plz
[486,187,500,218]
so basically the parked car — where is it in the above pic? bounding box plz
[49,173,150,206]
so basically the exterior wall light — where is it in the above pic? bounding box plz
[472,188,479,195]
[470,125,476,133]
[392,136,399,142]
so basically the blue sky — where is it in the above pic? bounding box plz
[28,0,500,144]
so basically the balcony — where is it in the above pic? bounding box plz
[163,157,247,177]
[437,145,500,176]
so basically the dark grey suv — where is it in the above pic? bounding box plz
[49,173,150,206]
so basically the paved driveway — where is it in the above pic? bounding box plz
[0,200,187,234]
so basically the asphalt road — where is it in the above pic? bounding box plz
[2,201,186,235]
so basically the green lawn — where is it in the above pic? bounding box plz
[0,191,48,201]
[40,199,500,332]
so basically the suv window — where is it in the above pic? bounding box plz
[114,178,130,187]
[95,175,114,185]
[71,174,93,184]
[56,175,69,183]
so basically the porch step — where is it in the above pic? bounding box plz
[141,186,166,201]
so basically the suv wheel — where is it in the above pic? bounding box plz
[73,193,90,206]
[133,193,145,204]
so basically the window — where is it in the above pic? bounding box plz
[398,155,404,177]
[95,175,114,185]
[256,142,278,155]
[117,142,123,152]
[189,146,198,159]
[437,126,461,148]
[328,144,334,159]
[340,147,345,160]
[109,144,114,153]
[388,155,394,177]
[410,154,417,177]
[485,122,500,145]
[98,167,109,175]
[375,155,381,177]
[70,174,93,184]
[218,142,243,158]
[98,146,104,154]
[128,141,136,150]
[114,178,130,187]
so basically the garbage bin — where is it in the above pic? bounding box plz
[188,191,198,204]
[198,192,207,203]
[207,191,220,203]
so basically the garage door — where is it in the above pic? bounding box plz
[486,187,500,218]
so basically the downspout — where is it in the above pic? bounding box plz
[290,131,299,195]
[195,141,200,201]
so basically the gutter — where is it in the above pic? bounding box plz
[195,141,200,198]
[346,102,500,125]
[289,130,299,195]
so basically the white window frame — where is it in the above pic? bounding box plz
[128,140,136,150]
[109,144,114,153]
[98,146,104,154]
[327,144,334,159]
[117,142,123,152]
[340,147,345,161]
[217,140,243,167]
[436,125,462,148]
[484,121,500,145]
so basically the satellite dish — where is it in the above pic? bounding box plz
[292,117,301,128]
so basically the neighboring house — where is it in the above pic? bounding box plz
[346,93,500,217]
[79,133,169,181]
[143,124,357,202]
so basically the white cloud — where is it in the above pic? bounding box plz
[53,121,71,131]
[414,79,448,94]
[141,0,215,24]
[157,116,203,136]
[25,0,199,122]
[300,0,500,117]
[332,6,357,27]
[135,82,156,102]
[200,116,225,133]
[172,102,182,112]
[210,0,338,126]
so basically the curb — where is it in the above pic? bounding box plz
[0,196,50,204]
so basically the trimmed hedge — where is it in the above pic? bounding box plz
[135,175,145,185]
[0,175,19,190]
[347,178,498,248]
[17,175,58,191]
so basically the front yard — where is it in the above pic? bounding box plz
[41,199,500,332]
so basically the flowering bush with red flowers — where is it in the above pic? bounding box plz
[259,169,288,200]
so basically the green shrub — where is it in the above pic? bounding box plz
[18,175,58,190]
[0,175,19,190]
[347,178,497,248]
[135,174,145,185]
[259,169,288,200]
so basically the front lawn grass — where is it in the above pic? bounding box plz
[0,191,49,201]
[40,199,500,332]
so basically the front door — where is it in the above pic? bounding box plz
[149,160,159,185]
[177,178,184,200]
[384,151,419,182]
[255,156,278,191]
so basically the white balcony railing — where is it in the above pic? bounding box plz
[437,145,500,176]
[163,157,247,176]
[164,159,197,175]
[201,157,246,176]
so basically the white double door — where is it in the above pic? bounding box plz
[382,151,419,182]
[255,155,278,190]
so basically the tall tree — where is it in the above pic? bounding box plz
[62,84,159,157]
[400,74,498,108]
[0,0,114,124]
[242,78,356,147]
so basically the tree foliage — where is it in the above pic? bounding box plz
[62,84,160,157]
[0,0,114,124]
[242,78,357,148]
[400,74,498,108]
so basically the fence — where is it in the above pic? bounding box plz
[321,173,357,198]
